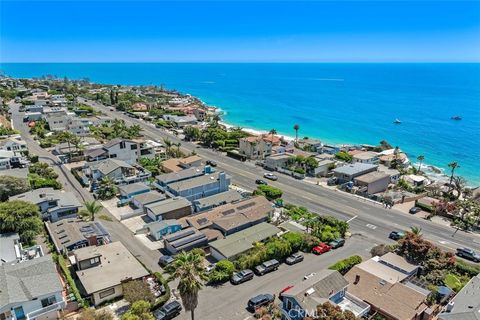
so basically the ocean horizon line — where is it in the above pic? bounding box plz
[2,61,480,65]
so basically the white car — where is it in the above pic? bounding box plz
[263,173,278,181]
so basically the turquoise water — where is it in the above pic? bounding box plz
[1,63,479,184]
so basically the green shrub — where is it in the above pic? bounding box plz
[54,254,88,308]
[208,260,235,284]
[151,272,171,310]
[455,259,480,277]
[255,185,282,200]
[329,255,363,275]
[335,151,353,162]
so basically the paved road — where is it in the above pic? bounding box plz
[80,98,480,253]
[9,101,162,272]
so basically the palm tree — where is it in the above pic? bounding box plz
[410,226,423,237]
[448,162,460,190]
[163,138,173,158]
[97,176,117,200]
[416,155,425,173]
[81,200,103,221]
[268,128,277,145]
[167,251,206,320]
[293,124,300,142]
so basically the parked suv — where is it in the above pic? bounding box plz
[328,238,345,249]
[456,247,480,263]
[231,269,254,285]
[247,294,274,312]
[158,255,174,267]
[153,300,182,320]
[254,259,280,276]
[285,252,304,265]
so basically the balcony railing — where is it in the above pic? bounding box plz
[26,300,66,320]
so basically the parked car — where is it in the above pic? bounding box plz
[312,243,331,255]
[153,300,182,320]
[409,207,421,214]
[254,259,280,276]
[255,179,268,185]
[328,238,345,249]
[285,252,304,265]
[206,160,217,167]
[264,173,278,181]
[158,255,174,267]
[279,285,294,301]
[247,294,275,312]
[231,269,254,285]
[388,231,405,240]
[456,248,480,263]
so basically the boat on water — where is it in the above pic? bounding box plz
[451,116,462,120]
[393,119,401,124]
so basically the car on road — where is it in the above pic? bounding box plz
[206,160,217,167]
[456,248,480,263]
[279,285,294,301]
[255,179,268,185]
[263,173,278,181]
[285,252,304,265]
[158,255,174,267]
[254,259,280,276]
[312,243,332,255]
[231,269,254,285]
[303,272,317,280]
[389,231,405,241]
[409,207,421,214]
[328,238,345,249]
[247,294,275,312]
[153,300,182,320]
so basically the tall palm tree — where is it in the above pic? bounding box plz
[268,129,277,145]
[293,124,300,142]
[81,200,103,221]
[416,155,425,173]
[167,251,206,320]
[410,226,423,237]
[448,162,460,190]
[163,138,173,158]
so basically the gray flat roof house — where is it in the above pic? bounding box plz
[333,163,378,183]
[354,171,391,195]
[45,218,111,254]
[156,167,204,187]
[438,274,480,320]
[145,197,192,221]
[192,189,243,212]
[166,171,230,201]
[209,222,281,261]
[0,233,21,266]
[74,242,149,306]
[131,191,166,212]
[163,228,208,255]
[0,255,66,320]
[118,182,151,200]
[10,188,82,222]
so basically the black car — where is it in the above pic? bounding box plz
[456,248,480,263]
[206,160,217,167]
[254,259,279,275]
[409,207,421,214]
[285,252,304,265]
[255,179,268,185]
[158,255,175,267]
[389,231,405,240]
[328,238,345,249]
[231,269,254,285]
[153,300,182,320]
[247,294,274,312]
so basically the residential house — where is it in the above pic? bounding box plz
[379,149,409,167]
[45,218,111,254]
[352,151,379,165]
[296,138,322,152]
[209,222,281,261]
[44,111,69,132]
[74,242,149,306]
[0,135,27,155]
[83,159,151,186]
[131,191,166,213]
[354,171,391,194]
[192,108,206,121]
[160,156,203,173]
[165,172,230,201]
[23,112,42,122]
[0,150,15,170]
[405,175,430,187]
[0,233,43,266]
[0,255,66,320]
[192,189,242,212]
[145,197,192,221]
[312,158,335,177]
[379,165,401,184]
[264,154,294,171]
[163,228,208,255]
[438,274,480,320]
[10,188,82,222]
[239,136,272,160]
[118,183,151,201]
[66,118,91,136]
[163,115,198,128]
[130,103,148,112]
[156,167,204,187]
[333,163,378,184]
[281,270,370,320]
[320,144,340,155]
[84,138,154,164]
[141,219,182,241]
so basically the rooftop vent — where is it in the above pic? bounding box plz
[305,288,315,296]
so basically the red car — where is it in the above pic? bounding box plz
[312,243,332,255]
[279,285,294,301]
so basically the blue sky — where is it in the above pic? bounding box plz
[1,1,479,62]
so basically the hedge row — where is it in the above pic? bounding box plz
[53,254,88,308]
[151,272,171,310]
[329,255,363,275]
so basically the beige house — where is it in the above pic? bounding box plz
[74,242,149,306]
[239,136,272,160]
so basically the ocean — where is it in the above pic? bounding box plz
[1,63,479,184]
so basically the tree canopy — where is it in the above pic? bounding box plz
[0,200,42,244]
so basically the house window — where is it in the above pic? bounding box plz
[120,141,126,149]
[90,257,99,264]
[130,144,137,150]
[99,288,115,299]
[41,295,57,307]
[110,154,117,158]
